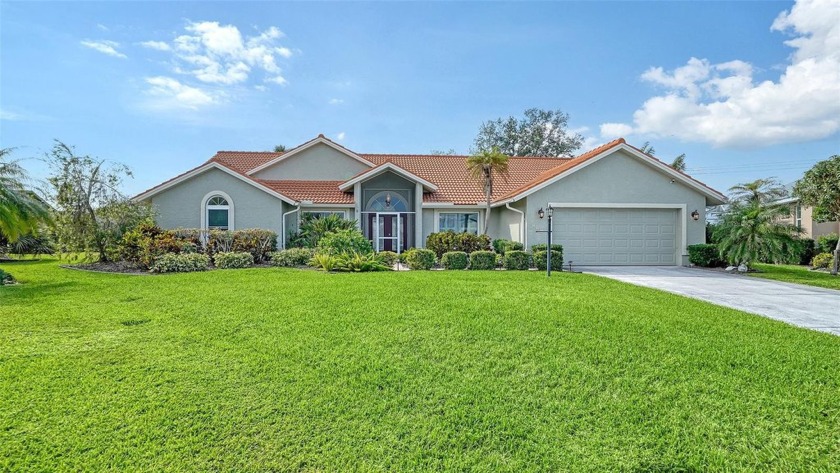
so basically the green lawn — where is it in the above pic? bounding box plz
[1,260,839,471]
[751,263,840,290]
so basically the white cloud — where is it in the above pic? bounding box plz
[328,98,344,105]
[336,132,346,141]
[96,24,109,32]
[141,21,294,86]
[144,76,216,110]
[601,0,840,148]
[80,40,127,58]
[140,40,171,51]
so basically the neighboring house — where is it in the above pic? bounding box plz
[776,197,840,240]
[135,134,726,266]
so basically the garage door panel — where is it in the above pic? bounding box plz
[553,208,678,266]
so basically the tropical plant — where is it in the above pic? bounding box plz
[467,148,509,234]
[309,253,342,271]
[289,213,357,248]
[492,238,524,255]
[714,200,799,267]
[0,268,15,285]
[0,148,51,241]
[377,251,399,267]
[317,228,373,255]
[339,252,390,272]
[0,231,55,258]
[794,155,840,274]
[473,108,584,157]
[638,142,687,171]
[729,178,788,205]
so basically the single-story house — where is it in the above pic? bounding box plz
[776,197,840,240]
[135,134,726,266]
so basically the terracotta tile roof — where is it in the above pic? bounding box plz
[211,151,281,174]
[257,180,353,204]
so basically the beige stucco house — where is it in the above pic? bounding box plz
[777,197,840,240]
[134,135,726,266]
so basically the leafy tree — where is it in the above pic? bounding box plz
[430,149,458,155]
[0,148,51,241]
[473,108,583,157]
[273,145,286,152]
[640,142,655,155]
[794,155,840,274]
[46,141,153,261]
[467,147,509,234]
[714,178,799,267]
[639,141,687,171]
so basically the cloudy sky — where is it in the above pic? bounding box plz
[1,0,838,195]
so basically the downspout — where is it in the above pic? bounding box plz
[281,203,301,250]
[505,201,526,248]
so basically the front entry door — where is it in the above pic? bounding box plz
[367,213,407,252]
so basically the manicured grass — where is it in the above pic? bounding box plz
[751,263,840,290]
[1,260,839,471]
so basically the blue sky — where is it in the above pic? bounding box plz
[2,0,838,196]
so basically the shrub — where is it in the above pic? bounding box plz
[0,232,55,258]
[0,268,15,285]
[150,253,210,273]
[792,239,817,266]
[811,252,833,269]
[404,248,436,270]
[469,250,496,270]
[289,214,357,248]
[378,251,399,268]
[269,248,315,267]
[425,231,491,258]
[339,252,390,272]
[440,251,468,270]
[533,250,563,271]
[687,244,725,268]
[232,229,278,262]
[214,251,254,269]
[309,253,342,271]
[531,243,563,253]
[317,229,373,255]
[503,250,531,270]
[492,239,524,255]
[205,230,235,256]
[817,233,839,254]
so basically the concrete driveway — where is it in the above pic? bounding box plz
[579,266,840,336]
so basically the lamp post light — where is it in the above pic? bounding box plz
[538,206,554,276]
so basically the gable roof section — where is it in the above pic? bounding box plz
[493,138,727,206]
[133,161,297,204]
[257,180,353,204]
[338,161,439,191]
[246,134,375,175]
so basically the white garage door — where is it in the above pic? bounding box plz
[552,208,678,266]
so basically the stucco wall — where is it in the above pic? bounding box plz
[147,167,289,238]
[252,143,370,180]
[488,201,526,245]
[521,149,709,265]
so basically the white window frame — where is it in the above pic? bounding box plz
[795,204,802,228]
[435,211,481,234]
[201,191,234,231]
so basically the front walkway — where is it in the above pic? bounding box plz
[579,266,840,336]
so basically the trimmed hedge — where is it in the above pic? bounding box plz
[404,248,436,270]
[811,252,833,269]
[687,244,725,268]
[441,251,468,270]
[378,251,399,268]
[425,231,491,258]
[269,248,315,267]
[469,250,496,270]
[503,250,531,270]
[214,251,254,269]
[492,239,524,255]
[150,253,210,273]
[531,243,563,253]
[533,250,563,271]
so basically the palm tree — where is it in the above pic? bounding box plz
[467,147,509,235]
[0,148,50,241]
[728,178,787,205]
[671,154,687,172]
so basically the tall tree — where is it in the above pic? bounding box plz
[639,141,687,171]
[473,108,583,157]
[466,147,509,235]
[0,148,51,241]
[794,155,840,275]
[430,149,458,156]
[273,145,286,152]
[729,178,788,205]
[46,141,152,261]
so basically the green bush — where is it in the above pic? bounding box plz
[817,233,839,254]
[404,248,436,270]
[531,243,563,253]
[425,231,491,258]
[232,229,278,262]
[338,252,390,272]
[811,252,833,269]
[150,253,210,273]
[533,250,563,271]
[469,250,496,270]
[687,244,725,267]
[214,251,254,269]
[288,214,357,248]
[440,251,468,270]
[309,253,342,271]
[503,250,531,270]
[269,248,315,267]
[492,239,524,255]
[377,251,399,267]
[0,268,15,285]
[793,239,817,266]
[317,229,373,255]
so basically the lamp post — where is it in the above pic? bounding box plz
[538,206,554,276]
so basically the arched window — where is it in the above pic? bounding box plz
[366,191,408,212]
[202,192,233,230]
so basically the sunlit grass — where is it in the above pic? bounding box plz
[751,263,840,290]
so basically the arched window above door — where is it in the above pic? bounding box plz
[366,191,408,212]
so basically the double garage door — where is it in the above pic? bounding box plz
[552,208,678,266]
